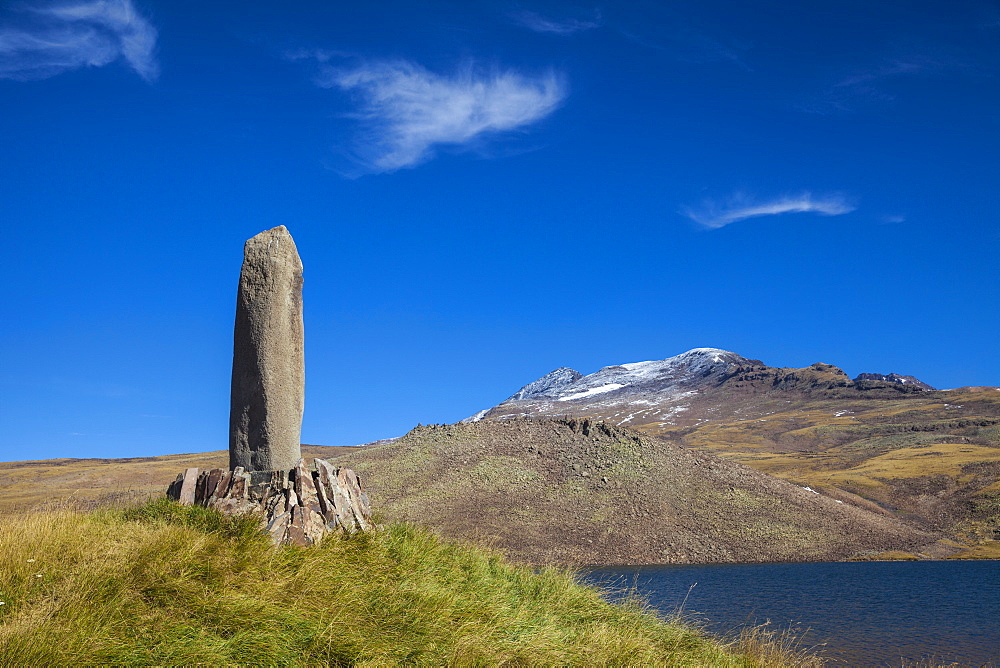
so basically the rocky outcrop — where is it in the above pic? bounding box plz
[229,226,305,472]
[167,458,371,546]
[505,367,584,401]
[854,372,935,391]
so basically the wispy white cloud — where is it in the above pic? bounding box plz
[313,59,567,173]
[800,50,977,114]
[834,57,940,89]
[683,192,856,229]
[0,0,158,82]
[510,8,602,35]
[613,4,752,71]
[620,26,751,71]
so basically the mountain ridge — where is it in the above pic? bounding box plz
[469,348,937,425]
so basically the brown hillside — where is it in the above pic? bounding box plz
[333,418,939,565]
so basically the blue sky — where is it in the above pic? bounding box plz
[1,0,998,461]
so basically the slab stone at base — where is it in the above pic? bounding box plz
[166,458,372,546]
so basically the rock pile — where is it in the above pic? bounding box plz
[167,458,371,546]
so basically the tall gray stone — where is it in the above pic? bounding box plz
[229,225,304,472]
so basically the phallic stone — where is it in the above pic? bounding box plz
[228,226,305,473]
[178,468,199,505]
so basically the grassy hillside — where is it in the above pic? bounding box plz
[333,419,937,565]
[0,500,819,666]
[656,386,1000,553]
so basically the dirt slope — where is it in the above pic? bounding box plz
[333,418,940,565]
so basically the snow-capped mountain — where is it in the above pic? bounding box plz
[465,348,755,426]
[503,348,748,403]
[465,347,935,429]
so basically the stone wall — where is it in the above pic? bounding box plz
[167,458,371,546]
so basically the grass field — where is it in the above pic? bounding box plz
[0,500,822,666]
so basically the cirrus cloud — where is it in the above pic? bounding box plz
[509,9,602,35]
[683,192,856,229]
[314,59,567,173]
[0,0,158,82]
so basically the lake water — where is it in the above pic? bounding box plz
[581,561,999,666]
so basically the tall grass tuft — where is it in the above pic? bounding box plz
[1,499,820,665]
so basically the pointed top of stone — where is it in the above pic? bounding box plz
[244,225,303,270]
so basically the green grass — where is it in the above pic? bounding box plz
[0,499,820,666]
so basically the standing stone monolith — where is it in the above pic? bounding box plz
[229,225,304,472]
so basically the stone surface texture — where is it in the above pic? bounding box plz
[229,225,305,472]
[167,458,372,546]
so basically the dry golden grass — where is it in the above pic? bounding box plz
[0,500,826,666]
[0,445,356,514]
[826,444,1000,481]
[946,540,1000,560]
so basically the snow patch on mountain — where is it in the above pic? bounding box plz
[461,409,490,424]
[558,383,625,402]
[506,366,583,401]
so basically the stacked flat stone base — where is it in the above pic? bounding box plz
[166,458,371,546]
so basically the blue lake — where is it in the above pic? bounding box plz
[581,561,999,666]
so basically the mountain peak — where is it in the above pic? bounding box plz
[467,348,939,428]
[490,348,753,410]
[506,367,583,402]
